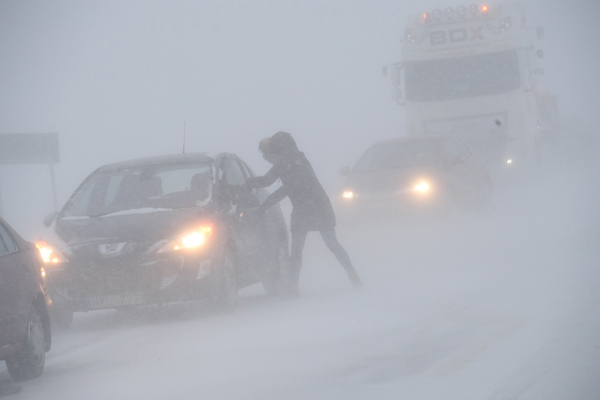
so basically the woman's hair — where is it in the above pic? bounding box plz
[269,131,299,159]
[259,132,299,164]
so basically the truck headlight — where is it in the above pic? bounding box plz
[35,241,69,264]
[157,225,213,253]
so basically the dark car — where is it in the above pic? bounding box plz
[0,217,52,381]
[337,136,492,214]
[38,153,288,327]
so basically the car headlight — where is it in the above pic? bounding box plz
[342,190,356,199]
[157,225,213,253]
[35,241,69,264]
[413,181,431,193]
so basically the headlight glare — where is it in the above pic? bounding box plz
[413,182,431,192]
[35,241,69,263]
[342,191,356,199]
[157,226,213,253]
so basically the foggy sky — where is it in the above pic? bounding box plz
[0,0,598,236]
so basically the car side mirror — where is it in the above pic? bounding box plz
[43,211,58,228]
[339,166,351,176]
[236,190,260,209]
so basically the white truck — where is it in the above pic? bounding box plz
[385,3,547,169]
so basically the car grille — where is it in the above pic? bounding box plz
[54,256,183,298]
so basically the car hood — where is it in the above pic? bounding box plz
[53,206,218,252]
[342,165,444,195]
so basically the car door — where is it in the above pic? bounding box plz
[221,156,265,283]
[238,159,280,276]
[0,222,32,348]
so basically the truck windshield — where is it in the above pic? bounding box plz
[354,140,440,172]
[405,49,521,102]
[63,163,214,218]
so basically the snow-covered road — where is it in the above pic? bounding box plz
[2,162,599,400]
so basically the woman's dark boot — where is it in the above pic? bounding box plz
[348,271,363,289]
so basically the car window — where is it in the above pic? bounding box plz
[443,139,461,160]
[157,167,211,196]
[239,160,255,178]
[68,179,98,217]
[224,159,246,185]
[354,140,441,172]
[63,163,214,217]
[104,175,125,207]
[0,223,17,256]
[0,232,7,256]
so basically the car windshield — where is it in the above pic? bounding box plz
[353,140,440,172]
[405,49,521,102]
[62,163,214,218]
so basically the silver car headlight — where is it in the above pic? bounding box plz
[157,225,213,253]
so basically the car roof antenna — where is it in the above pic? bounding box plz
[183,121,186,154]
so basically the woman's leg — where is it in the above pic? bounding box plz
[289,228,309,289]
[320,228,362,287]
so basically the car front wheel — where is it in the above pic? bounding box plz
[210,248,237,311]
[6,306,46,381]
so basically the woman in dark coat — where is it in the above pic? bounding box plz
[247,131,362,294]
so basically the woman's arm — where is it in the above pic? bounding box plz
[257,185,289,212]
[246,164,282,188]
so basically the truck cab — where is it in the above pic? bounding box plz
[386,3,546,170]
